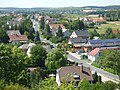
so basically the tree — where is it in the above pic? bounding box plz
[45,48,67,69]
[99,50,120,75]
[30,44,47,67]
[57,26,63,37]
[40,16,45,30]
[78,78,91,90]
[0,44,29,85]
[71,20,85,30]
[101,81,117,90]
[0,28,8,43]
[4,83,28,90]
[44,24,51,34]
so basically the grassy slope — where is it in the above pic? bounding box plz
[88,21,120,34]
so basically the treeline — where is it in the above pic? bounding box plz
[103,11,120,21]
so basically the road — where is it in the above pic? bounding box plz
[68,52,120,83]
[32,19,56,47]
[32,18,120,83]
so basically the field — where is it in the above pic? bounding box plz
[88,21,120,34]
[63,14,87,20]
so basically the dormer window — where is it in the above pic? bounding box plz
[73,73,80,79]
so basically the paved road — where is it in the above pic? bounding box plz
[33,20,56,47]
[68,52,120,83]
[32,19,120,83]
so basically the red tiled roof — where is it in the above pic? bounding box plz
[88,48,100,56]
[49,24,66,29]
[88,18,106,22]
[112,30,120,34]
[8,34,28,41]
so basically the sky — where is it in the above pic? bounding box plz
[0,0,120,8]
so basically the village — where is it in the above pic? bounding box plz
[0,6,120,89]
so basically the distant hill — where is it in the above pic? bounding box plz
[81,5,120,10]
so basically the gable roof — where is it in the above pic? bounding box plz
[8,34,28,41]
[74,30,89,37]
[49,24,66,29]
[88,48,100,56]
[57,66,93,82]
[88,18,106,23]
[69,37,88,44]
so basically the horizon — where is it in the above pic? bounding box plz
[0,0,120,8]
[0,5,120,9]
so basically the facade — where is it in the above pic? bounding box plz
[68,30,90,52]
[49,24,66,36]
[56,65,93,86]
[88,48,100,62]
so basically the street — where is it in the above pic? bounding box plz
[68,52,120,83]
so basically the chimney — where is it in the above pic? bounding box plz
[78,63,83,72]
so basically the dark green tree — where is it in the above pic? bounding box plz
[44,24,51,34]
[0,28,8,43]
[40,16,45,30]
[57,26,63,37]
[30,44,47,67]
[45,48,67,69]
[0,44,29,85]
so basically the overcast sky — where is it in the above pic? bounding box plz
[0,0,120,8]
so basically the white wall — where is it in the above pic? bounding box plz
[70,32,77,38]
[88,53,99,62]
[56,72,61,86]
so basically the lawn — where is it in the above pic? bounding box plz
[63,14,87,20]
[88,21,120,34]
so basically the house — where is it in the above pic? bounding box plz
[68,30,90,52]
[88,48,100,62]
[19,43,36,57]
[49,24,66,36]
[88,39,120,50]
[7,16,23,29]
[88,18,106,25]
[112,30,120,35]
[7,30,28,44]
[62,29,71,38]
[56,64,93,86]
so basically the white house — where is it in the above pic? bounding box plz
[88,48,100,62]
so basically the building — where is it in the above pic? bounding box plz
[56,64,93,86]
[88,39,120,50]
[49,24,66,36]
[7,30,28,44]
[68,30,90,52]
[88,48,100,62]
[19,43,36,57]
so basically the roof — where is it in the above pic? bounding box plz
[88,18,106,23]
[49,24,66,29]
[57,66,93,82]
[112,30,120,34]
[74,30,89,37]
[89,39,120,45]
[19,43,36,50]
[27,67,37,72]
[88,48,100,56]
[8,34,28,41]
[69,37,88,44]
[7,30,21,36]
